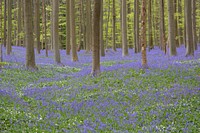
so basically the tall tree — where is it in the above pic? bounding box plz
[141,0,148,68]
[148,0,153,51]
[52,0,61,63]
[0,0,2,62]
[70,0,78,61]
[86,0,92,53]
[66,0,70,55]
[192,0,197,50]
[42,0,48,57]
[6,0,12,55]
[100,0,105,56]
[17,0,22,46]
[3,0,6,47]
[167,0,177,56]
[91,0,101,77]
[174,0,179,47]
[134,0,140,53]
[160,0,166,53]
[24,0,36,69]
[185,0,194,56]
[112,0,116,51]
[34,0,40,54]
[121,0,128,56]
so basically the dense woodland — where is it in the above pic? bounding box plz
[0,0,200,73]
[0,0,200,132]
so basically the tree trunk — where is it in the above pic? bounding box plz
[122,0,128,56]
[17,0,22,46]
[66,0,70,55]
[100,0,105,56]
[0,0,2,62]
[42,0,48,57]
[70,0,78,61]
[3,0,6,47]
[167,0,177,56]
[160,0,166,53]
[112,0,116,51]
[134,0,140,53]
[91,0,101,77]
[34,0,40,54]
[185,0,194,56]
[174,0,179,47]
[24,0,36,69]
[6,0,12,55]
[177,0,183,46]
[141,0,148,68]
[86,0,92,53]
[148,0,153,51]
[192,0,197,50]
[52,0,61,63]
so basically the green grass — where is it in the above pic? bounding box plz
[0,64,200,132]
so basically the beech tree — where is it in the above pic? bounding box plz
[52,0,61,63]
[24,0,36,69]
[167,0,177,56]
[91,0,101,76]
[185,0,194,56]
[141,0,148,68]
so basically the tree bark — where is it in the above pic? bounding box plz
[66,0,71,55]
[91,0,101,77]
[70,0,78,61]
[6,0,12,55]
[112,0,116,51]
[141,0,148,68]
[24,0,36,69]
[34,0,40,54]
[167,0,177,56]
[148,0,153,51]
[185,0,194,56]
[86,0,92,53]
[122,0,128,56]
[52,0,61,63]
[134,0,140,53]
[100,0,105,56]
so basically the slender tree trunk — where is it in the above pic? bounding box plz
[34,0,40,54]
[66,0,70,55]
[177,0,183,45]
[160,0,166,53]
[0,0,2,62]
[6,0,12,55]
[17,0,22,46]
[42,0,48,57]
[70,0,78,61]
[174,0,179,47]
[3,0,6,47]
[148,0,153,51]
[112,0,116,51]
[167,0,177,56]
[134,0,139,53]
[91,0,101,77]
[141,0,148,68]
[185,0,194,56]
[192,0,197,50]
[52,0,61,63]
[100,0,105,56]
[122,0,128,56]
[24,0,36,69]
[86,0,91,53]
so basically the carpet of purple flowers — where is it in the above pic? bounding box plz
[0,45,200,132]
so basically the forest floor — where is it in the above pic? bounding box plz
[0,45,200,132]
